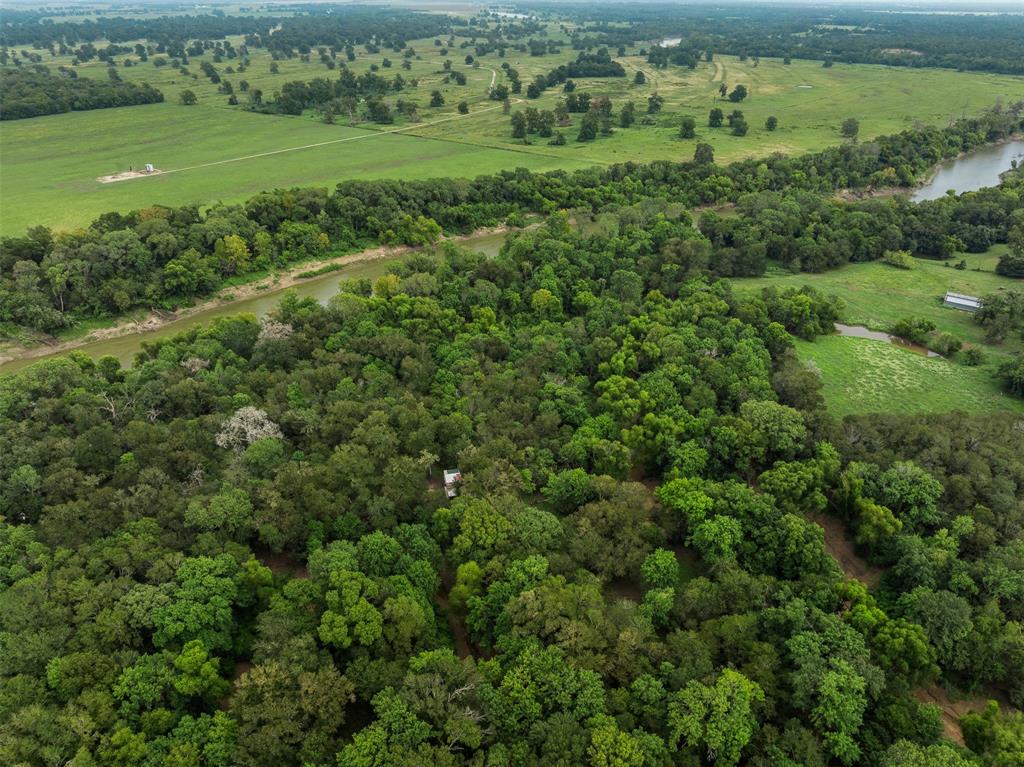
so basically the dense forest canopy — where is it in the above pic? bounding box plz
[3,5,1024,766]
[2,208,1023,765]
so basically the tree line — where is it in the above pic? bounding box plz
[2,107,1021,336]
[0,67,163,120]
[551,3,1024,77]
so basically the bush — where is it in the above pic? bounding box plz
[999,355,1024,396]
[929,332,962,357]
[891,317,936,345]
[883,250,914,270]
[961,347,985,366]
[996,251,1024,278]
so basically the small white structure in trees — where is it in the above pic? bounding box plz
[443,469,462,498]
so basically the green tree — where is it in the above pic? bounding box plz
[668,669,764,766]
[727,84,748,102]
[999,355,1024,396]
[680,116,696,139]
[641,548,680,589]
[694,142,715,165]
[511,111,526,138]
[588,723,647,767]
[578,112,599,142]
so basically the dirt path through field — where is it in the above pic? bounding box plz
[100,97,524,182]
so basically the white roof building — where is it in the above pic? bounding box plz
[443,469,462,499]
[943,292,982,312]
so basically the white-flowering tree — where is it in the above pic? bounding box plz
[215,407,283,451]
[257,317,293,344]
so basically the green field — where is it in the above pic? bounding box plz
[793,335,1024,416]
[735,249,1024,415]
[420,53,1024,168]
[0,103,588,234]
[736,249,1024,362]
[3,29,1023,234]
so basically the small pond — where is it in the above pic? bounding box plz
[835,323,940,357]
[911,139,1024,202]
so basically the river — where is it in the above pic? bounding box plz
[911,139,1024,202]
[6,138,1022,375]
[0,230,510,376]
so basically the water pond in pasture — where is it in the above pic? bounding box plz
[834,323,940,357]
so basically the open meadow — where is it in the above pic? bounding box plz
[736,248,1024,414]
[792,335,1024,416]
[3,28,1024,234]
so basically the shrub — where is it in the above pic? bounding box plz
[883,250,914,270]
[891,317,935,345]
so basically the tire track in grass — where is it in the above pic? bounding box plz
[110,97,524,180]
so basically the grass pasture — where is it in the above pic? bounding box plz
[735,249,1024,415]
[736,249,1023,361]
[0,102,586,234]
[3,30,1024,234]
[793,335,1024,416]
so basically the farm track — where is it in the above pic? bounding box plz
[102,96,524,181]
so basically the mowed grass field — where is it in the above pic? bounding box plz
[3,26,1024,234]
[793,336,1024,416]
[0,102,586,234]
[735,249,1024,415]
[420,54,1024,167]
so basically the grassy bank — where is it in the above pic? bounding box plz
[736,248,1023,362]
[735,248,1024,414]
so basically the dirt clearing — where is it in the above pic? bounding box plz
[98,168,163,183]
[807,512,883,588]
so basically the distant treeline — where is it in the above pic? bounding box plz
[0,67,163,120]
[0,8,458,57]
[526,48,626,98]
[546,3,1024,76]
[259,10,459,55]
[1,108,1022,334]
[0,12,271,48]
